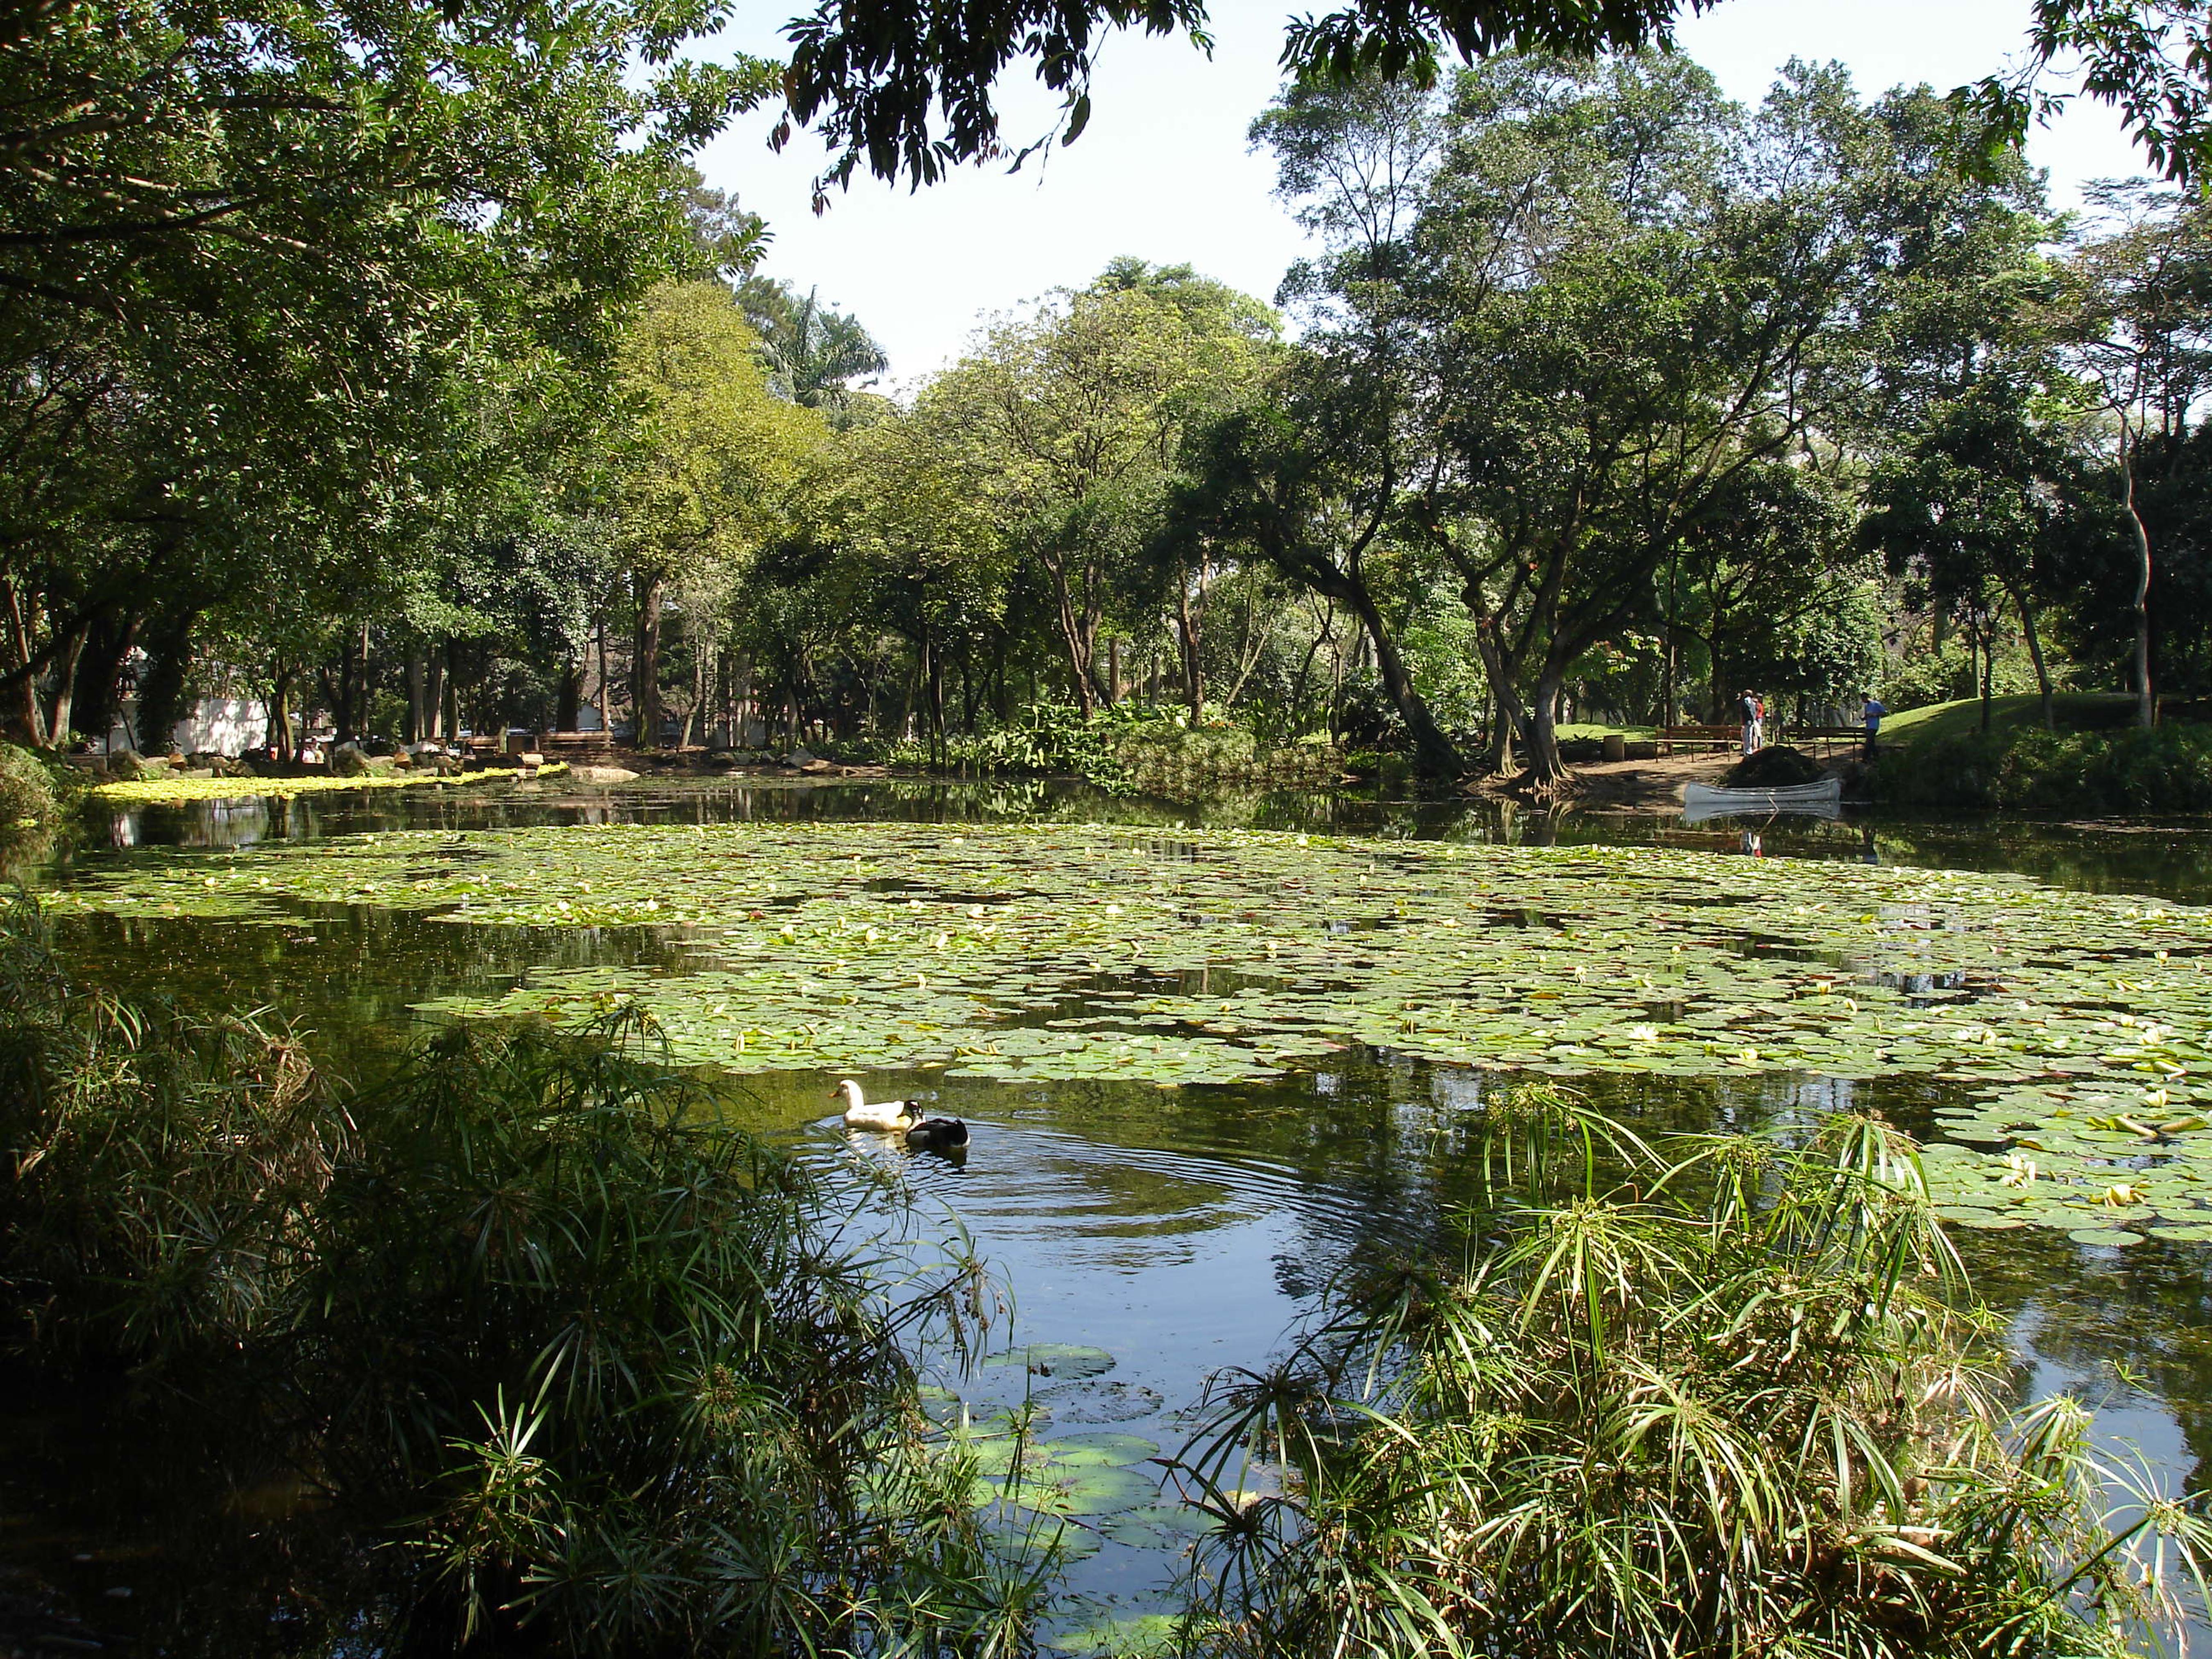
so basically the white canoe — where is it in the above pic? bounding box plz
[1680,777,1843,824]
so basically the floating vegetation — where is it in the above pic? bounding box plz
[45,821,2212,1233]
[86,763,568,804]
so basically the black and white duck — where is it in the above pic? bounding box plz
[831,1079,970,1151]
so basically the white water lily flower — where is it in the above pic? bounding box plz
[1627,1024,1660,1042]
[1999,1153,2039,1188]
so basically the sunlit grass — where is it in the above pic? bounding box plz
[86,762,570,803]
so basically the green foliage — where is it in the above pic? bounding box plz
[0,744,65,827]
[1179,1088,2212,1659]
[736,276,892,424]
[1884,721,2212,813]
[0,0,767,746]
[0,898,1047,1654]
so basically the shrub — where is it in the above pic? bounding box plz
[1176,1087,2212,1659]
[0,741,63,825]
[0,898,1047,1655]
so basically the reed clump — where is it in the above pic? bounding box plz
[0,896,1044,1656]
[1177,1086,2212,1659]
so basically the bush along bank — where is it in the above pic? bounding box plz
[0,741,80,827]
[840,705,1344,798]
[1880,722,2212,812]
[0,899,1056,1657]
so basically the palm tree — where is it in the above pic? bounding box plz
[736,276,889,426]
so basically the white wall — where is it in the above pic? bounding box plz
[105,696,296,755]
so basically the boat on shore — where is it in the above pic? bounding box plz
[1680,777,1843,823]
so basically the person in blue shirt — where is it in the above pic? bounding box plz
[1861,695,1886,762]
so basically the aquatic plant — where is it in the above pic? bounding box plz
[0,895,1056,1655]
[1174,1085,2212,1659]
[45,820,2212,1235]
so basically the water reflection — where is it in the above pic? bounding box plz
[72,774,2212,903]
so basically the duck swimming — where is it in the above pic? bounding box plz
[831,1079,970,1150]
[833,1078,919,1130]
[902,1116,970,1151]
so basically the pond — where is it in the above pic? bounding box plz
[13,777,2212,1652]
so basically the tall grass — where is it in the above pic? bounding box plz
[1175,1085,2212,1659]
[0,895,1050,1655]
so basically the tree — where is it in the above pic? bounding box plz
[1167,351,1471,773]
[612,282,826,748]
[772,0,2212,196]
[2057,184,2212,726]
[0,0,771,745]
[737,279,892,425]
[1863,378,2105,730]
[937,276,1269,716]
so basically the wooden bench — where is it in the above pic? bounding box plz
[1657,725,1744,754]
[1784,725,1872,753]
[534,732,620,762]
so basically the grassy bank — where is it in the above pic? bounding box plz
[1878,693,2142,746]
[1882,715,2212,812]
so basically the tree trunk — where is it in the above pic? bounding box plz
[929,641,946,766]
[594,620,610,733]
[74,614,137,748]
[1524,663,1569,785]
[136,616,195,754]
[1,580,43,742]
[1465,604,1528,779]
[2119,428,2155,728]
[269,666,294,760]
[557,655,580,732]
[332,630,357,743]
[1345,587,1460,778]
[2016,592,2054,731]
[682,642,707,749]
[1991,619,2008,730]
[1175,578,1205,725]
[405,650,426,743]
[43,619,88,748]
[632,569,664,748]
[424,650,444,739]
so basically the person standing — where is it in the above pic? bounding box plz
[1861,694,1886,762]
[1737,690,1762,757]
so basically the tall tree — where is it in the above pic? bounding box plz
[613,282,825,747]
[2058,184,2212,725]
[1863,378,2105,730]
[936,276,1268,716]
[737,279,892,425]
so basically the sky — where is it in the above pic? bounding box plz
[694,0,2151,389]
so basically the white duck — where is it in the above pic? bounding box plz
[832,1078,922,1131]
[832,1080,971,1150]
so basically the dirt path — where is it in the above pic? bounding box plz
[1470,748,1738,811]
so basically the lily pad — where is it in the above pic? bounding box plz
[49,820,2212,1237]
[983,1344,1117,1382]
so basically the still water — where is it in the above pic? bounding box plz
[17,777,2212,1648]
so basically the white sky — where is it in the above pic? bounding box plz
[694,0,2150,388]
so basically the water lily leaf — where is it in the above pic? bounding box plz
[983,1344,1116,1381]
